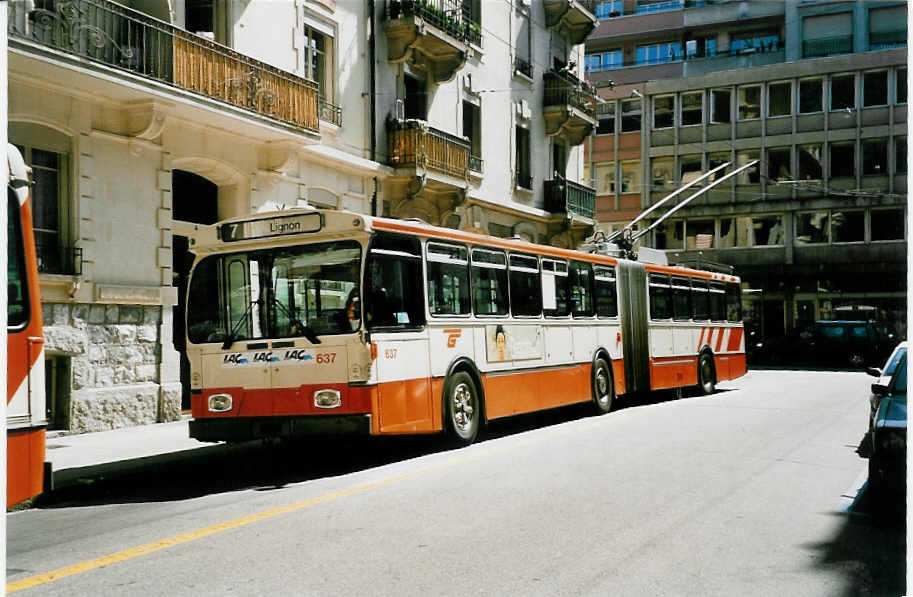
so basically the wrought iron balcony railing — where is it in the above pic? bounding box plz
[36,243,83,276]
[516,172,533,191]
[514,56,533,79]
[802,35,854,58]
[387,120,470,179]
[543,70,598,115]
[469,154,483,173]
[319,98,342,127]
[544,178,596,219]
[386,0,481,46]
[9,0,320,133]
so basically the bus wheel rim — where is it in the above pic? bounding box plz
[452,383,474,431]
[596,366,610,405]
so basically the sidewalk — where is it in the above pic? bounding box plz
[44,418,227,490]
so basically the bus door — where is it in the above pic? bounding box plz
[365,234,433,433]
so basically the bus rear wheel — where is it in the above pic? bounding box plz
[592,358,614,414]
[445,371,480,445]
[698,353,716,395]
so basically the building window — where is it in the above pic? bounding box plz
[719,217,752,248]
[752,215,784,246]
[621,161,641,193]
[679,154,702,184]
[655,220,683,250]
[802,13,853,58]
[737,85,761,120]
[635,42,683,65]
[651,157,675,190]
[186,0,230,45]
[710,88,731,123]
[404,74,426,120]
[862,138,888,175]
[595,1,623,19]
[897,68,907,104]
[515,126,531,189]
[767,147,791,181]
[587,50,623,72]
[596,103,615,135]
[798,144,823,180]
[736,149,760,184]
[768,81,791,117]
[863,71,889,107]
[303,26,334,102]
[594,162,616,195]
[830,142,855,178]
[14,141,70,275]
[869,5,907,50]
[830,74,855,111]
[686,219,715,249]
[871,208,905,241]
[795,212,829,245]
[463,101,481,170]
[799,78,823,114]
[681,91,702,126]
[831,210,865,243]
[45,355,71,431]
[621,99,642,133]
[708,152,729,180]
[653,95,674,129]
[896,136,907,174]
[685,37,717,59]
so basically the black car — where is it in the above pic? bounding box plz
[867,350,906,500]
[794,320,887,368]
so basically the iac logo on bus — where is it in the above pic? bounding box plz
[284,349,314,362]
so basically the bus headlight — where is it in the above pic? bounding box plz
[208,393,233,412]
[314,389,342,409]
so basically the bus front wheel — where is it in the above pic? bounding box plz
[592,358,614,414]
[698,353,716,395]
[445,371,480,445]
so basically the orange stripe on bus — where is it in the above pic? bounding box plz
[726,327,743,352]
[715,329,725,352]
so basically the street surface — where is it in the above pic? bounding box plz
[7,370,905,596]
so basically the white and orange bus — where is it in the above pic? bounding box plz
[184,209,745,445]
[7,144,47,506]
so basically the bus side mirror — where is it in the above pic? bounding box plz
[865,367,882,378]
[871,383,889,396]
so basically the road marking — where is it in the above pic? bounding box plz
[6,434,554,593]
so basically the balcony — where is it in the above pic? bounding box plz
[545,178,596,220]
[869,29,906,50]
[803,35,854,59]
[9,0,320,134]
[544,1,598,45]
[385,0,478,83]
[542,71,598,146]
[319,98,342,127]
[514,56,533,80]
[387,119,469,181]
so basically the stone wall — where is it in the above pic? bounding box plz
[41,302,182,433]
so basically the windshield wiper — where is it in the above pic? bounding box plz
[222,299,260,350]
[267,294,322,345]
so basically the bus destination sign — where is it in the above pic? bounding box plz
[219,212,323,242]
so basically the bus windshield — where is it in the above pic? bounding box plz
[187,241,361,344]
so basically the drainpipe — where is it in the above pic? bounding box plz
[369,0,378,216]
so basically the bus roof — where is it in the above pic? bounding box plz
[188,208,740,284]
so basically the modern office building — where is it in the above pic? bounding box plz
[584,0,907,344]
[8,0,598,433]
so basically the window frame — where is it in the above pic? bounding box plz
[653,94,675,130]
[648,273,673,321]
[620,98,642,133]
[710,88,731,124]
[541,258,570,318]
[680,91,703,126]
[671,276,692,322]
[829,73,856,111]
[425,241,471,318]
[737,84,761,121]
[594,265,618,319]
[569,260,595,318]
[863,70,889,108]
[470,247,510,317]
[798,77,823,114]
[767,81,792,118]
[508,252,542,318]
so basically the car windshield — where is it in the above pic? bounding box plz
[186,241,362,344]
[885,346,907,377]
[819,325,845,340]
[891,355,906,395]
[848,325,869,338]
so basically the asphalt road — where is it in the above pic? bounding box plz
[7,370,905,596]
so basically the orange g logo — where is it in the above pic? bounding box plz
[444,328,462,348]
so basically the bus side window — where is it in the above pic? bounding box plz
[542,259,570,317]
[186,256,227,343]
[594,265,618,318]
[509,253,541,317]
[365,234,425,330]
[692,278,710,320]
[570,261,594,317]
[648,273,672,320]
[427,242,470,316]
[671,276,692,321]
[471,248,509,316]
[725,282,742,322]
[709,282,726,321]
[7,191,29,328]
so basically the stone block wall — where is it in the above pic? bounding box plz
[41,302,182,433]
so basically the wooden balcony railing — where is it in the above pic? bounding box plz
[387,120,470,179]
[545,178,596,219]
[9,0,319,133]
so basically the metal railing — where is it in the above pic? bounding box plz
[514,56,533,79]
[869,29,906,49]
[803,35,854,58]
[516,172,533,190]
[386,0,480,46]
[634,0,683,14]
[469,154,483,173]
[36,243,83,276]
[545,178,596,219]
[543,70,598,115]
[319,98,342,126]
[387,120,470,179]
[9,0,320,133]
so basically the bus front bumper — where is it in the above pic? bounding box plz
[189,414,372,443]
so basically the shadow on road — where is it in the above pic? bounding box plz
[34,385,733,510]
[804,480,905,597]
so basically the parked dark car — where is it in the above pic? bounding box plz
[867,350,906,499]
[783,320,889,368]
[866,341,907,424]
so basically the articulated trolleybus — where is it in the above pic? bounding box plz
[8,144,47,506]
[185,209,745,445]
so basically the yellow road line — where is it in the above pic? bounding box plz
[6,442,522,593]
